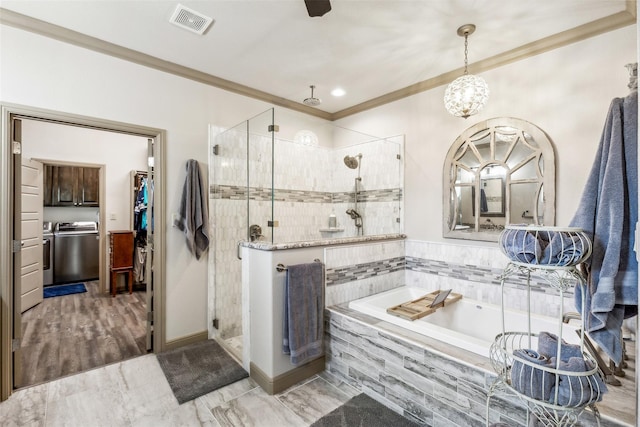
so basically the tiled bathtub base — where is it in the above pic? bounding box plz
[324,305,626,427]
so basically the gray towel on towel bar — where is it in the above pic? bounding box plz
[283,262,325,366]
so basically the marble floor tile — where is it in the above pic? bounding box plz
[318,370,360,398]
[0,382,48,427]
[116,355,182,423]
[210,387,306,427]
[224,335,243,362]
[46,361,127,403]
[132,399,220,427]
[198,377,259,409]
[2,350,382,427]
[45,385,133,427]
[276,376,354,424]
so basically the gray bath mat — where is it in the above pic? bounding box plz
[156,339,248,404]
[311,393,421,426]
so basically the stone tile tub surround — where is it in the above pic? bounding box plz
[320,239,632,426]
[239,236,614,420]
[325,306,628,427]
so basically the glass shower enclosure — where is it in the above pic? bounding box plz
[209,108,403,361]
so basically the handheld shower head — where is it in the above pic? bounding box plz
[346,209,361,219]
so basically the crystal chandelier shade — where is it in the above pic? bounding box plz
[444,24,489,119]
[444,74,489,118]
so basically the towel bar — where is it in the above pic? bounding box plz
[276,259,321,272]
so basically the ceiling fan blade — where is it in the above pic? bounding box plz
[304,0,331,17]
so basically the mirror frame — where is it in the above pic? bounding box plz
[443,117,556,242]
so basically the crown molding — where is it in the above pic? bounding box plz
[1,5,635,122]
[0,8,333,121]
[331,3,637,120]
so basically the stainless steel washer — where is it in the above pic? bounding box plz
[53,221,99,284]
[43,221,54,286]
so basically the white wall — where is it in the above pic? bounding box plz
[21,119,148,230]
[2,22,637,341]
[335,25,638,243]
[1,25,279,341]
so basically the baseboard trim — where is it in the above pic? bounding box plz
[163,330,208,351]
[250,356,325,395]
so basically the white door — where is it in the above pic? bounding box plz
[20,158,43,313]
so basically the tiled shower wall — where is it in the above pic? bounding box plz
[209,131,403,340]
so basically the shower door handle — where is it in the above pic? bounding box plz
[237,241,242,260]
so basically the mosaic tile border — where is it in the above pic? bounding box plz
[325,253,578,297]
[326,256,406,287]
[332,188,403,203]
[406,256,577,297]
[211,185,402,203]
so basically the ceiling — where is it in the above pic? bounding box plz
[0,1,635,119]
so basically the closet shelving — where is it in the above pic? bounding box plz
[486,226,606,427]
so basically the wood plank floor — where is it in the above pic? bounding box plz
[19,280,147,388]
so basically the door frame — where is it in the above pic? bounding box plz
[0,103,167,400]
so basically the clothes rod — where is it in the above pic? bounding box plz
[276,259,321,272]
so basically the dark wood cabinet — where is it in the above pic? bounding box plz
[109,230,134,297]
[43,165,54,206]
[77,167,100,206]
[43,165,100,207]
[54,165,76,206]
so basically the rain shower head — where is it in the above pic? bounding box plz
[343,153,362,169]
[303,85,322,106]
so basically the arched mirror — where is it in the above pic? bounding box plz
[443,117,556,242]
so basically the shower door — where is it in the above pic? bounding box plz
[209,109,274,361]
[247,109,275,243]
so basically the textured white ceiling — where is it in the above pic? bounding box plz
[0,1,631,113]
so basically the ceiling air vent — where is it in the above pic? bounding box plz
[169,4,214,35]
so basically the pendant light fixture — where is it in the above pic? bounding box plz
[444,24,489,119]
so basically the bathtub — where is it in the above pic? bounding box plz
[347,286,579,359]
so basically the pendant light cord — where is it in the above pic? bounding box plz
[463,33,469,75]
